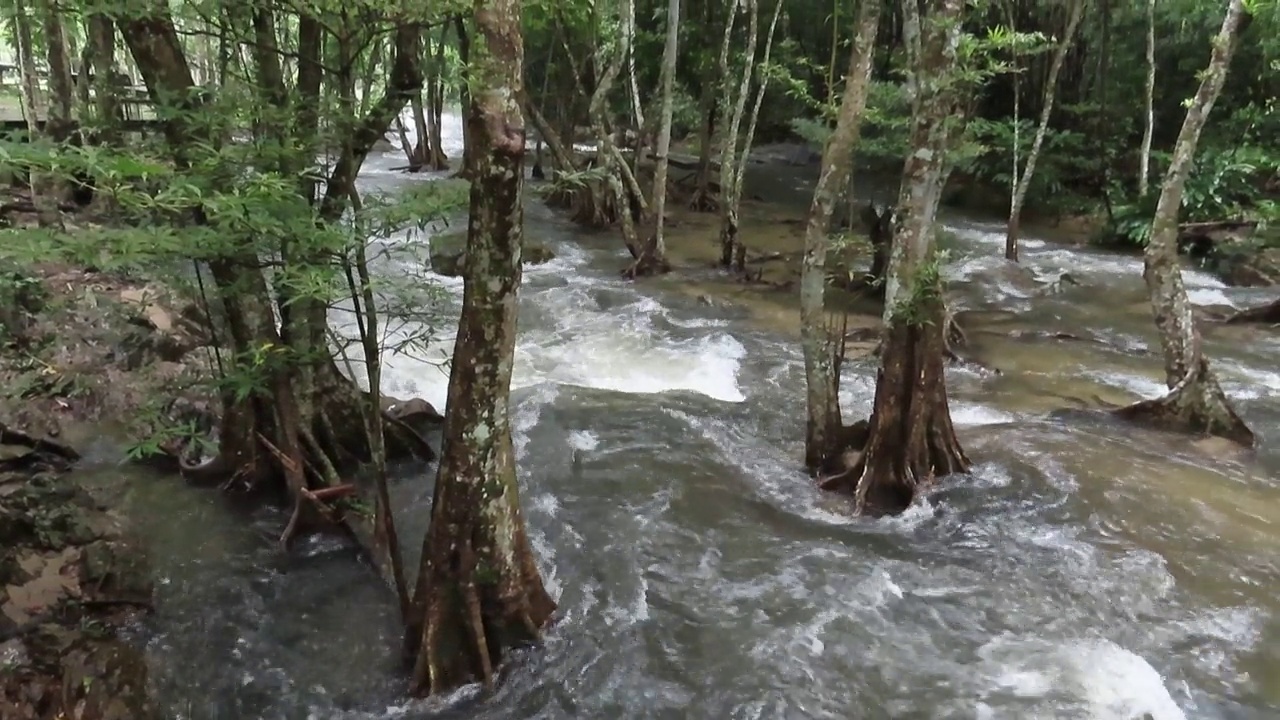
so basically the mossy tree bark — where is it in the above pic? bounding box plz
[406,0,555,695]
[800,0,881,472]
[1114,0,1254,447]
[819,0,971,515]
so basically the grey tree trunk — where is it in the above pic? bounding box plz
[688,0,736,212]
[1138,0,1156,195]
[800,0,881,472]
[648,0,682,264]
[1115,0,1254,447]
[10,0,53,224]
[717,0,758,269]
[1004,0,1086,262]
[729,0,783,265]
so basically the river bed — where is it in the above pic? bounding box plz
[91,115,1280,719]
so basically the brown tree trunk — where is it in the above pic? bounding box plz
[819,0,971,515]
[427,26,450,170]
[9,0,53,224]
[1114,0,1254,447]
[1004,0,1085,261]
[406,0,555,695]
[87,13,121,146]
[627,0,681,278]
[800,0,881,472]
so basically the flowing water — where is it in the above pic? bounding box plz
[93,115,1280,719]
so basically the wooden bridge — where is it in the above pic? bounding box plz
[0,91,162,132]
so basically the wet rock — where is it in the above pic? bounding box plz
[429,231,556,277]
[0,450,155,719]
[116,286,209,364]
[383,396,444,436]
[1219,246,1280,287]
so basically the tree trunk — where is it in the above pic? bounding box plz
[727,0,783,272]
[87,13,121,146]
[801,0,880,472]
[9,0,54,224]
[688,0,734,212]
[1138,0,1155,196]
[717,0,758,268]
[406,0,555,695]
[427,25,450,170]
[1114,0,1253,447]
[820,0,972,515]
[452,16,474,178]
[1004,0,1085,262]
[628,0,681,277]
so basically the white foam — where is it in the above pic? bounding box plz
[568,430,600,451]
[952,404,1017,426]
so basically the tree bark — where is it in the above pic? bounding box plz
[1004,0,1085,262]
[629,0,681,277]
[820,0,971,515]
[406,0,555,695]
[717,0,758,268]
[1114,0,1253,447]
[1138,0,1155,195]
[800,0,880,472]
[688,0,735,212]
[9,0,53,224]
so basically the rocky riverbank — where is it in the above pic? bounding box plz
[1,436,154,719]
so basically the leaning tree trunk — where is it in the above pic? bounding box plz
[406,0,556,695]
[819,0,971,515]
[627,0,681,278]
[1114,0,1253,447]
[717,0,758,269]
[688,0,735,212]
[1004,0,1085,262]
[801,0,880,472]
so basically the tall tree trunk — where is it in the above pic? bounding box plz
[406,0,555,695]
[819,0,971,515]
[801,0,881,472]
[688,0,734,212]
[1114,0,1253,447]
[9,0,53,224]
[629,0,681,277]
[1004,0,1085,262]
[87,13,121,146]
[717,0,758,268]
[1138,0,1156,196]
[427,25,450,169]
[726,0,783,271]
[452,16,474,178]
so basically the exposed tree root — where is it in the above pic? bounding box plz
[686,184,719,212]
[1224,297,1280,325]
[818,314,971,515]
[1113,356,1255,447]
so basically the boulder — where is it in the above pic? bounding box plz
[1220,247,1280,287]
[428,231,557,277]
[382,396,444,437]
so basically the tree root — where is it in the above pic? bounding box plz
[686,185,719,212]
[0,422,80,461]
[1113,356,1255,447]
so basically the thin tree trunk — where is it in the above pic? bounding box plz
[800,0,881,472]
[1114,0,1253,447]
[631,0,681,277]
[718,0,758,268]
[1138,0,1156,195]
[820,0,971,515]
[428,25,449,169]
[688,0,734,212]
[406,0,555,695]
[452,16,473,178]
[411,92,432,168]
[1004,0,1086,262]
[10,0,52,224]
[87,14,120,145]
[728,0,783,271]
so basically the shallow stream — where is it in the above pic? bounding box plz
[87,115,1280,719]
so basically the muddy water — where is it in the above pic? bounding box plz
[102,117,1280,719]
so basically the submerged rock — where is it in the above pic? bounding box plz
[1218,246,1280,286]
[0,448,154,719]
[429,231,556,277]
